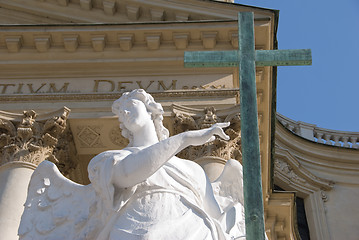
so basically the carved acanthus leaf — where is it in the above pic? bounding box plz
[172,105,242,161]
[0,108,77,175]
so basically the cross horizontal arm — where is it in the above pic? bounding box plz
[255,49,312,66]
[184,49,312,68]
[184,50,238,68]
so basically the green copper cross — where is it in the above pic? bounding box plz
[184,12,311,240]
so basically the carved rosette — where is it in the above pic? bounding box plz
[171,104,242,162]
[0,107,77,175]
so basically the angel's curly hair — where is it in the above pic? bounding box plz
[112,89,169,146]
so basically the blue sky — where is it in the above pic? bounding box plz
[234,0,359,132]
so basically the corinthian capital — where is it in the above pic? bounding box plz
[171,104,242,162]
[0,107,74,172]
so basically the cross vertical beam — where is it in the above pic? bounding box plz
[238,12,265,240]
[183,11,311,240]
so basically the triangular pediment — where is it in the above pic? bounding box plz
[0,0,275,24]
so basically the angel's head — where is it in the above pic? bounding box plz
[112,89,169,146]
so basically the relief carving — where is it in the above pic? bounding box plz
[320,190,328,202]
[274,149,335,207]
[0,108,77,175]
[172,105,242,162]
[77,125,104,148]
[274,159,306,184]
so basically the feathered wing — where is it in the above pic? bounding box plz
[211,159,246,239]
[18,160,101,240]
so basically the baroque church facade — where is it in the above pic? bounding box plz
[0,0,358,239]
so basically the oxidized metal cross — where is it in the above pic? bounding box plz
[184,12,312,240]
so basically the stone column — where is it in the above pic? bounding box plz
[171,104,242,181]
[0,107,71,240]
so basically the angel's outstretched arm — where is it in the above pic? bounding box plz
[112,123,230,188]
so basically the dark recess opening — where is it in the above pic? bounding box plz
[274,185,310,240]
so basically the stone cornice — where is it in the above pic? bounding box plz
[0,21,243,55]
[0,0,275,24]
[276,121,359,173]
[274,147,334,193]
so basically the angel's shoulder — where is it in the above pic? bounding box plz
[91,148,137,163]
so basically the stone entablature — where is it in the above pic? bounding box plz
[0,74,234,96]
[277,113,359,149]
[0,22,239,54]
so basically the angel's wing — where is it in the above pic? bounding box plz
[211,159,245,238]
[18,160,101,240]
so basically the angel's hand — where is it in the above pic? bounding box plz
[185,122,230,146]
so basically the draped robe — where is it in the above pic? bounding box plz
[88,147,229,240]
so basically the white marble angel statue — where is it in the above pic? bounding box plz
[18,89,245,240]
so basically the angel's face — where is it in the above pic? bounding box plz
[119,99,152,133]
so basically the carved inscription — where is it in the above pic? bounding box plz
[0,74,233,95]
[0,83,70,94]
[92,80,179,92]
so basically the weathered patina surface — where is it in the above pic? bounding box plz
[184,12,312,240]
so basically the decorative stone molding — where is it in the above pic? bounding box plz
[274,148,334,193]
[0,107,77,175]
[265,192,298,240]
[145,33,161,50]
[91,35,106,52]
[150,8,165,21]
[103,0,116,15]
[0,89,240,102]
[57,0,69,7]
[34,35,51,53]
[5,36,23,53]
[0,22,265,54]
[0,0,275,26]
[80,0,92,11]
[63,34,79,52]
[118,34,134,51]
[274,147,334,240]
[275,159,306,185]
[175,12,189,21]
[171,104,241,162]
[201,31,217,49]
[126,5,141,20]
[277,113,359,149]
[229,31,238,49]
[173,32,189,49]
